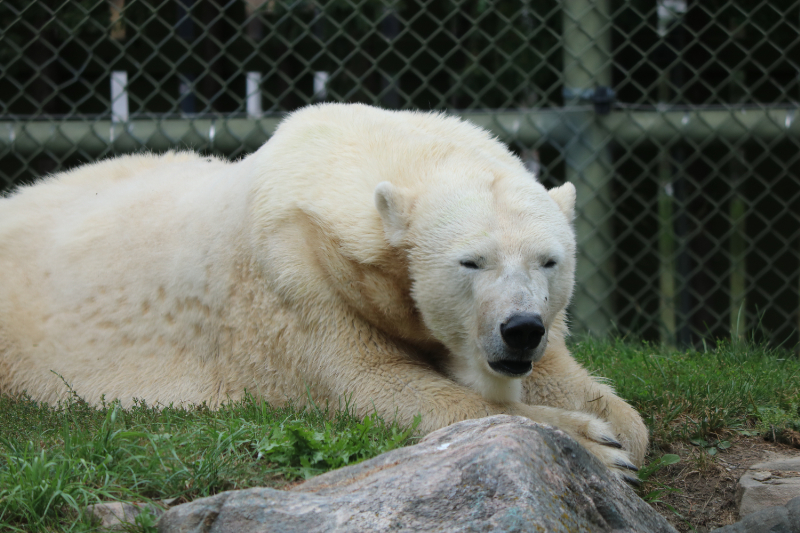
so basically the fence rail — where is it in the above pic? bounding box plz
[2,0,800,346]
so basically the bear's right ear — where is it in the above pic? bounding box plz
[548,182,576,221]
[375,181,410,247]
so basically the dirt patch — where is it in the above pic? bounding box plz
[646,436,800,532]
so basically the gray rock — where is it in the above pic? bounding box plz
[790,496,800,527]
[157,415,677,533]
[737,456,800,518]
[87,500,170,531]
[710,496,800,533]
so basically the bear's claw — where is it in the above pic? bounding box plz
[614,459,639,472]
[600,436,623,449]
[622,474,642,487]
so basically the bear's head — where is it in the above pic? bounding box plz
[375,164,576,403]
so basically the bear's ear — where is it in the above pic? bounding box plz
[548,182,576,221]
[375,181,410,247]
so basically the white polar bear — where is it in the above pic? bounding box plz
[0,103,647,479]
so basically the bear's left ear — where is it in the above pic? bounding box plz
[375,181,411,247]
[548,182,576,221]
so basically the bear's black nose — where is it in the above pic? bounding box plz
[500,313,545,351]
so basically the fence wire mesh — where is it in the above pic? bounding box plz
[2,0,800,346]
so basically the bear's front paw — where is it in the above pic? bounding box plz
[556,411,640,485]
[519,405,640,485]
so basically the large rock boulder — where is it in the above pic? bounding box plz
[157,415,676,532]
[736,455,800,518]
[711,496,800,533]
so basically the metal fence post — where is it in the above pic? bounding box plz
[729,16,748,341]
[110,71,129,123]
[380,5,401,108]
[656,0,686,346]
[246,72,262,118]
[176,0,198,115]
[562,0,614,336]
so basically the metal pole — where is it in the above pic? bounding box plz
[110,71,129,123]
[657,142,677,345]
[657,73,676,346]
[655,0,687,346]
[246,72,263,118]
[0,105,800,157]
[312,6,329,102]
[2,108,799,157]
[728,18,747,341]
[561,0,614,336]
[379,5,401,108]
[176,0,197,115]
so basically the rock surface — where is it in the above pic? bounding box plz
[157,415,676,533]
[710,496,800,533]
[736,456,800,517]
[87,500,169,530]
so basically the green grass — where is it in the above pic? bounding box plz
[0,393,417,532]
[571,337,800,446]
[571,337,800,529]
[2,338,799,532]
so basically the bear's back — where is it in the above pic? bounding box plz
[0,152,230,248]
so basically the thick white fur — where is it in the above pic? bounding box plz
[0,104,647,473]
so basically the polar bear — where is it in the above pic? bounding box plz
[0,103,647,480]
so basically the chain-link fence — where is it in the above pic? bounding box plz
[2,0,799,346]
